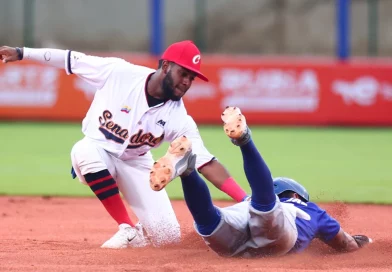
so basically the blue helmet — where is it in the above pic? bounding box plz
[273,177,309,202]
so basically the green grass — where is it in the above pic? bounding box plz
[1,122,391,204]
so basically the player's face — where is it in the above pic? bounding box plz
[162,64,196,101]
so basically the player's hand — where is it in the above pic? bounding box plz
[0,46,20,63]
[352,235,373,248]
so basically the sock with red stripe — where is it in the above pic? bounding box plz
[84,169,134,227]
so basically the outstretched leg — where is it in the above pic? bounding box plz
[180,170,221,235]
[150,136,221,235]
[221,107,276,212]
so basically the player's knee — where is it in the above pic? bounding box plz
[70,139,115,182]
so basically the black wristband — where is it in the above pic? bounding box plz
[15,47,23,60]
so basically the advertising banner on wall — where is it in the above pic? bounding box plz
[0,55,391,125]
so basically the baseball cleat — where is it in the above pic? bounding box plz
[101,223,137,249]
[221,106,251,146]
[131,222,151,247]
[150,136,196,191]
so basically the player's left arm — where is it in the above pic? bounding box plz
[170,115,248,202]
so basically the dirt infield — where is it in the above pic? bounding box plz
[0,196,391,272]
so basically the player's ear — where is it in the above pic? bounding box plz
[161,60,171,74]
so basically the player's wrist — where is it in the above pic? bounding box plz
[15,47,23,60]
[220,177,248,202]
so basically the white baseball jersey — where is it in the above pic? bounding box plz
[65,51,214,166]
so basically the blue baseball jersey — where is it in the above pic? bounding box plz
[280,198,341,253]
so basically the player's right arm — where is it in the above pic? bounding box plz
[316,208,372,252]
[325,228,362,252]
[0,45,124,89]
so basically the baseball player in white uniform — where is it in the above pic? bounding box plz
[0,41,248,249]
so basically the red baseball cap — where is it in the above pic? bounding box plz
[161,40,209,82]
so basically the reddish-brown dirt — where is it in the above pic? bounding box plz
[0,196,391,272]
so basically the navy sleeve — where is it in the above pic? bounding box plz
[317,210,340,242]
